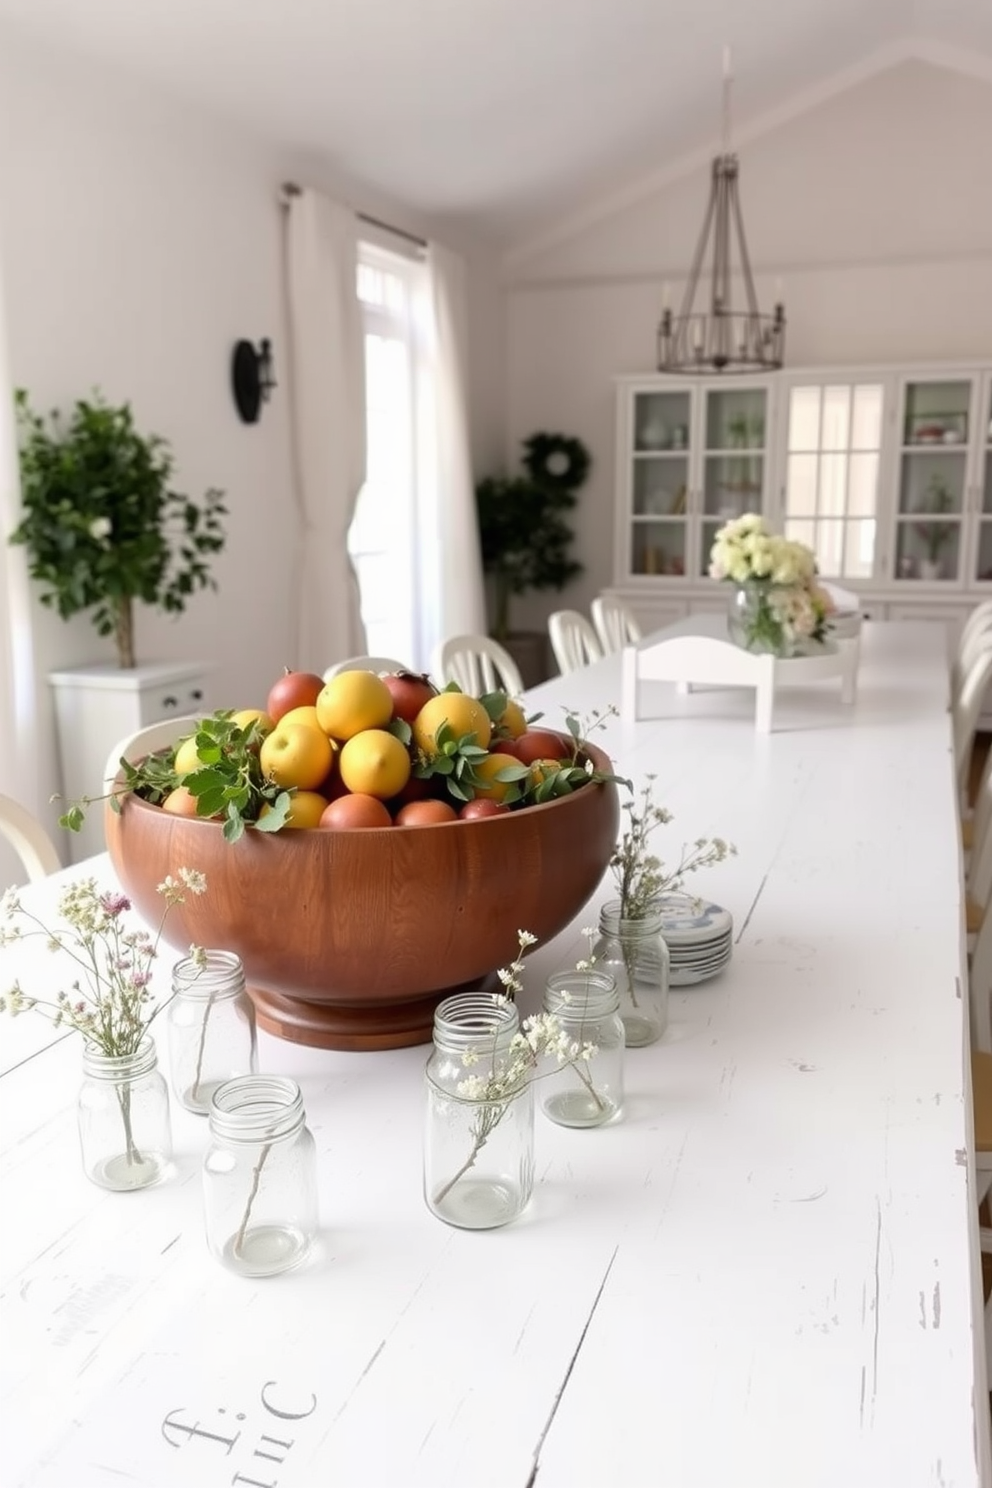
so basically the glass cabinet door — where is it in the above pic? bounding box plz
[894,378,970,582]
[698,386,768,576]
[630,389,690,577]
[973,378,992,583]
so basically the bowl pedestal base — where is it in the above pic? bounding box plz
[249,972,502,1052]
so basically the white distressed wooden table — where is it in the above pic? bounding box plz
[2,621,989,1488]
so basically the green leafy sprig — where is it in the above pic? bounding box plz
[59,711,291,844]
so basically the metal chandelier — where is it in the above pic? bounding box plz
[657,52,785,375]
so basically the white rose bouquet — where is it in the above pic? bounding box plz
[709,513,833,655]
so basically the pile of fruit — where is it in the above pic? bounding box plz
[112,665,613,842]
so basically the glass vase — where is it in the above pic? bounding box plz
[595,902,670,1048]
[77,1037,172,1191]
[167,950,258,1115]
[727,579,797,657]
[203,1075,317,1277]
[540,969,624,1127]
[424,992,534,1230]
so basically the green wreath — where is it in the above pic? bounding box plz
[521,431,591,494]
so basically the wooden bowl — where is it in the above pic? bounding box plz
[105,744,620,1052]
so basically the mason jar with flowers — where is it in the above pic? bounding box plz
[0,868,207,1190]
[709,513,834,659]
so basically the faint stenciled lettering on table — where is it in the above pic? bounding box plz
[161,1380,318,1486]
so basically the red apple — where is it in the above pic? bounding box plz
[459,799,511,820]
[394,799,459,825]
[266,668,326,724]
[511,729,573,766]
[382,670,437,725]
[319,794,392,829]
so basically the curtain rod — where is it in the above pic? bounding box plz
[281,181,428,250]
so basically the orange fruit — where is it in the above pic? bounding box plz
[527,759,565,791]
[472,751,524,803]
[412,692,492,757]
[259,790,328,829]
[339,729,411,799]
[173,735,203,778]
[316,671,393,740]
[319,793,392,829]
[259,721,334,790]
[279,704,323,732]
[229,708,274,735]
[498,699,527,739]
[161,785,202,817]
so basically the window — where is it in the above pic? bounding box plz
[782,382,885,580]
[349,246,430,668]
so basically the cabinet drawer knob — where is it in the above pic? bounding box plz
[190,688,204,702]
[162,695,178,709]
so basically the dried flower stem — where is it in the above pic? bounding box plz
[234,1142,272,1256]
[190,989,215,1104]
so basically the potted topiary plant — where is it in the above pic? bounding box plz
[475,432,588,685]
[9,389,227,668]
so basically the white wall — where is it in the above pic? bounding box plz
[502,59,992,635]
[0,24,503,869]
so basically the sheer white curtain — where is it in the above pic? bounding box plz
[284,189,367,671]
[418,242,486,666]
[0,277,41,826]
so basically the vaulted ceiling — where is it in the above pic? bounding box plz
[0,0,989,251]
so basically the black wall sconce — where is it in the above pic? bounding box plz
[231,338,276,424]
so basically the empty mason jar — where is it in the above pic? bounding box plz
[77,1037,172,1191]
[203,1075,317,1277]
[595,901,670,1047]
[424,992,534,1230]
[167,950,257,1114]
[540,969,624,1127]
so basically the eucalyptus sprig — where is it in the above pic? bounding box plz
[611,775,736,920]
[58,711,291,844]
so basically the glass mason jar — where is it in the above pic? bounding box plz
[167,950,258,1115]
[727,579,797,657]
[77,1037,172,1191]
[540,969,624,1128]
[203,1075,317,1278]
[595,902,670,1048]
[424,992,534,1230]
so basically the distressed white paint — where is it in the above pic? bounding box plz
[0,621,988,1487]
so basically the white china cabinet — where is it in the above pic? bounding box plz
[611,362,992,629]
[611,361,992,717]
[615,378,774,598]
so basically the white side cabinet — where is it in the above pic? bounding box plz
[49,661,211,864]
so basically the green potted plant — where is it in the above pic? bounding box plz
[914,473,955,580]
[9,389,227,668]
[475,432,588,684]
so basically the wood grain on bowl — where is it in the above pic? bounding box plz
[105,743,620,1051]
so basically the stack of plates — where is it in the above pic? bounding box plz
[655,898,733,986]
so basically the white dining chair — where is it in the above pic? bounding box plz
[104,715,200,788]
[953,638,992,804]
[431,634,524,697]
[0,793,62,881]
[322,655,409,682]
[953,604,992,708]
[591,596,642,654]
[548,610,603,676]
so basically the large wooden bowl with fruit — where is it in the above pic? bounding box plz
[105,667,621,1051]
